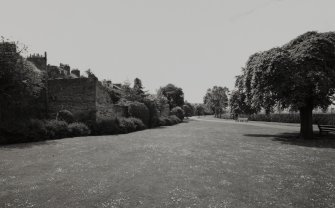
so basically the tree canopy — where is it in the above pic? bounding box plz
[0,44,45,121]
[233,31,335,139]
[158,84,184,109]
[203,86,229,118]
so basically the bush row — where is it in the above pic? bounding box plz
[0,114,184,144]
[0,119,91,144]
[247,113,335,125]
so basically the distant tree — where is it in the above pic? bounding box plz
[120,78,148,102]
[183,102,194,118]
[194,104,205,117]
[238,31,335,139]
[203,86,229,118]
[158,84,184,109]
[133,78,144,95]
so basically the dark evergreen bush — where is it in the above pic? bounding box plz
[128,117,146,131]
[163,117,172,126]
[0,119,47,144]
[170,106,185,120]
[56,110,74,123]
[45,119,69,139]
[143,99,160,128]
[128,101,150,126]
[90,118,120,135]
[68,122,90,137]
[118,117,137,133]
[169,115,181,124]
[158,117,166,126]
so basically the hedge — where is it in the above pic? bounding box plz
[247,113,335,125]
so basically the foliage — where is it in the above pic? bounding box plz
[143,98,160,127]
[234,31,335,139]
[56,110,74,123]
[183,102,194,118]
[169,115,182,124]
[89,118,120,135]
[229,74,258,116]
[158,84,184,109]
[204,86,229,118]
[157,116,182,126]
[128,101,150,125]
[118,117,137,133]
[101,80,122,103]
[68,122,91,137]
[194,104,205,116]
[128,117,147,130]
[0,119,47,144]
[45,119,69,139]
[247,113,335,125]
[157,117,165,126]
[133,78,146,98]
[170,106,185,120]
[120,78,147,102]
[0,46,45,122]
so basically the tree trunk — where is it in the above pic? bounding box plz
[299,106,313,139]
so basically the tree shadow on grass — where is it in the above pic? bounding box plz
[244,132,335,149]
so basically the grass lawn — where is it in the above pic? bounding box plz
[1,117,335,207]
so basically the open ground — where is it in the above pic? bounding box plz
[1,117,335,208]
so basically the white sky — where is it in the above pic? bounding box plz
[1,0,334,103]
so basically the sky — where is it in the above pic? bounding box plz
[1,0,335,103]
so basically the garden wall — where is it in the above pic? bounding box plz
[48,78,128,121]
[48,78,97,120]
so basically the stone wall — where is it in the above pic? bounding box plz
[48,78,128,121]
[48,78,96,120]
[95,82,115,120]
[27,53,47,71]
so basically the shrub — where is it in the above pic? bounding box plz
[158,117,166,126]
[25,119,48,141]
[163,117,172,126]
[45,119,69,139]
[183,104,194,118]
[90,118,120,135]
[128,117,146,130]
[143,99,160,128]
[56,110,74,123]
[170,107,184,120]
[220,114,234,120]
[118,117,137,133]
[128,101,150,126]
[247,113,335,125]
[169,115,181,124]
[68,122,90,137]
[0,119,47,144]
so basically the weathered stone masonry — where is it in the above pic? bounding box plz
[48,78,127,121]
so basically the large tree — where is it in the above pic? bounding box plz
[158,84,184,109]
[0,42,45,121]
[239,31,335,139]
[203,86,229,118]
